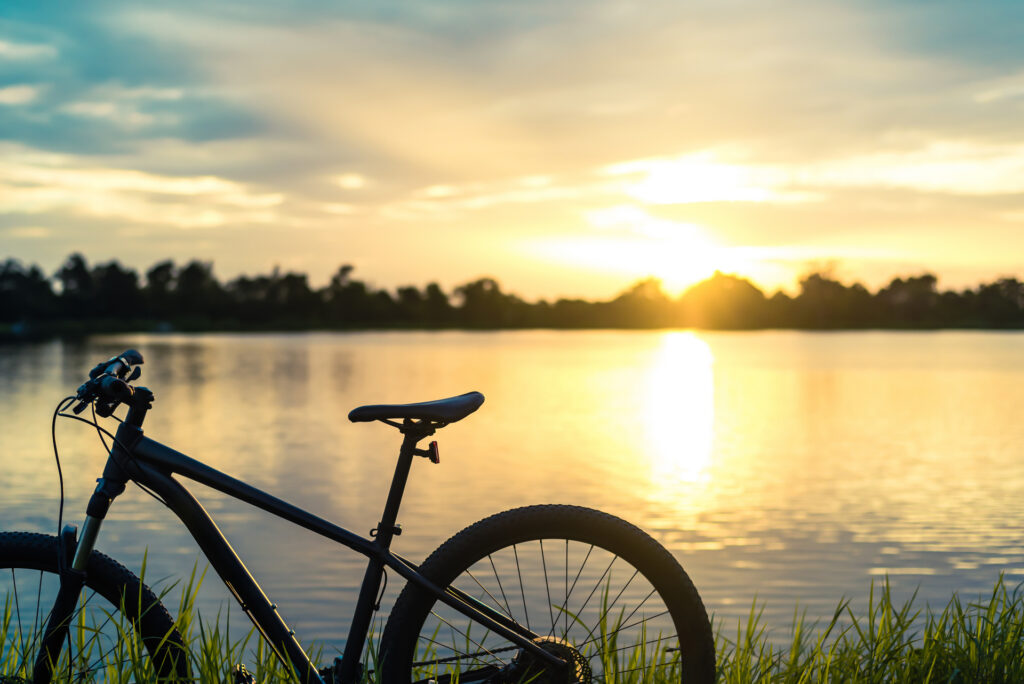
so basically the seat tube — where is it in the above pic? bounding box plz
[338,429,422,684]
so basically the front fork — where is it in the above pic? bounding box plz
[31,477,125,683]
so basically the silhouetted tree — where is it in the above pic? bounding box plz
[0,259,57,321]
[9,251,1024,334]
[681,272,766,329]
[92,260,142,318]
[55,253,95,318]
[145,260,176,318]
[971,278,1024,328]
[604,278,675,328]
[268,271,319,323]
[877,274,939,327]
[792,272,873,329]
[423,283,453,327]
[454,278,532,328]
[174,260,224,322]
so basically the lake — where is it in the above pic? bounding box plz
[3,330,1024,653]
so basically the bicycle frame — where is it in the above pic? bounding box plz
[41,398,559,684]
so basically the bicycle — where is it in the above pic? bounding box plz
[0,349,715,683]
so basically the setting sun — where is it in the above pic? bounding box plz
[528,206,768,294]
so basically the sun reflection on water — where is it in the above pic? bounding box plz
[644,332,715,486]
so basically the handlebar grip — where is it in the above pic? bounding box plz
[98,375,133,402]
[89,349,144,380]
[93,376,134,417]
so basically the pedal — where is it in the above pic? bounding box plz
[318,657,342,683]
[231,663,256,684]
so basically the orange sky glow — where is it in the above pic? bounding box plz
[3,2,1024,299]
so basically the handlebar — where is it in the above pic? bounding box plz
[88,350,144,380]
[73,349,145,417]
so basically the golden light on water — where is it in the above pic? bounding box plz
[644,332,715,484]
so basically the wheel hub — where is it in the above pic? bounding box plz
[505,636,591,684]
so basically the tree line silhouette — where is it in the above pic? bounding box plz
[3,253,1024,336]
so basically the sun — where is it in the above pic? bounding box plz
[589,206,724,292]
[530,205,743,295]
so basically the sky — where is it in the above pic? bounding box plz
[3,0,1024,299]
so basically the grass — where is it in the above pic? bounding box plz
[4,573,1024,682]
[715,577,1024,683]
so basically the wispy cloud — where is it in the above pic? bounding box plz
[0,39,57,60]
[0,85,41,105]
[3,0,1024,296]
[1,145,284,229]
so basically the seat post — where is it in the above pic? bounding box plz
[376,424,430,547]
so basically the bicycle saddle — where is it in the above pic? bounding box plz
[347,391,485,424]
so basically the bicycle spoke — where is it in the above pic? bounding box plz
[463,568,513,620]
[2,566,155,683]
[426,610,504,670]
[73,604,129,675]
[611,586,658,641]
[32,571,43,672]
[575,609,672,652]
[564,540,568,640]
[576,567,640,650]
[548,543,594,640]
[411,664,500,684]
[512,544,530,632]
[50,588,111,677]
[487,554,514,619]
[10,568,29,675]
[570,554,617,638]
[412,640,518,667]
[602,633,681,657]
[539,540,555,636]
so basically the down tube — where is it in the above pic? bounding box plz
[127,459,325,684]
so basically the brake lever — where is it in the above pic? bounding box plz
[72,378,98,414]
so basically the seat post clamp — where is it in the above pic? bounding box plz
[412,440,440,464]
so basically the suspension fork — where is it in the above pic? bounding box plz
[32,395,148,682]
[31,475,127,682]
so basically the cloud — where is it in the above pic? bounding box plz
[334,173,367,190]
[0,85,41,105]
[0,39,57,60]
[0,144,285,229]
[795,142,1024,196]
[4,226,51,239]
[2,0,1024,296]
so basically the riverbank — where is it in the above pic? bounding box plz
[3,574,1021,681]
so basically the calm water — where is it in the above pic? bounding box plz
[3,330,1024,652]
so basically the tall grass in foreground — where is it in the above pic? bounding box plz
[717,577,1024,682]
[4,574,1024,682]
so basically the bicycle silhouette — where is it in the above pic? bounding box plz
[1,350,714,683]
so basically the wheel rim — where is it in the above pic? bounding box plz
[408,539,685,684]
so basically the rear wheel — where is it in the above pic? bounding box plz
[380,505,715,683]
[0,531,191,682]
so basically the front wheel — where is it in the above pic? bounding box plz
[0,531,192,682]
[380,505,715,683]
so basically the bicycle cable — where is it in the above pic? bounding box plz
[51,401,170,513]
[88,402,169,508]
[52,396,77,539]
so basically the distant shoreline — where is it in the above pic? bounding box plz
[5,253,1024,335]
[6,320,1024,343]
